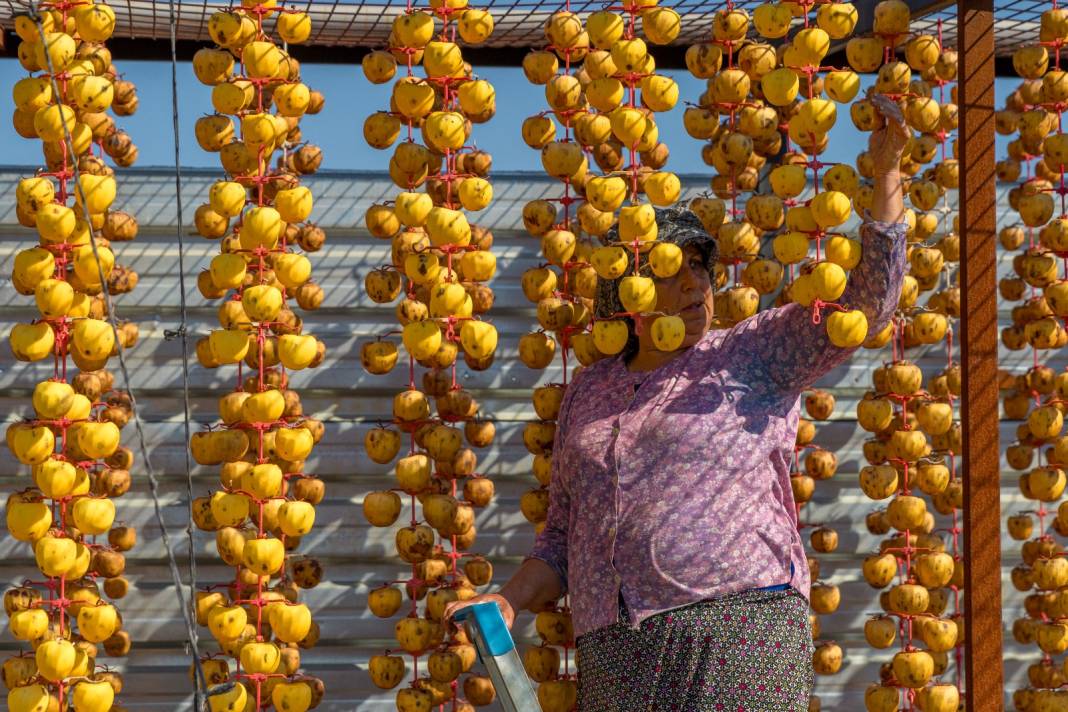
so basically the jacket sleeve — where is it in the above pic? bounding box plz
[524,374,580,593]
[722,219,908,394]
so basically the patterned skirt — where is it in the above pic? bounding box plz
[575,588,814,712]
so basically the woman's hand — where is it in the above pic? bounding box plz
[868,94,909,223]
[443,559,563,632]
[443,593,517,630]
[868,94,910,176]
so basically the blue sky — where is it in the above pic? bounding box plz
[0,57,1013,174]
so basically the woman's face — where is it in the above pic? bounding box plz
[650,245,714,348]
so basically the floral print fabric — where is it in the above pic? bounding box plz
[575,588,814,712]
[528,219,908,638]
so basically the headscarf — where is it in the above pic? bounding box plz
[593,205,719,322]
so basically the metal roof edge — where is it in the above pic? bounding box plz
[0,165,717,183]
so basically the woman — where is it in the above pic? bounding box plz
[445,102,910,710]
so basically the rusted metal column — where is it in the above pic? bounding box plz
[957,0,1004,708]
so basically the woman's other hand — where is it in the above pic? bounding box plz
[445,558,564,632]
[869,94,910,176]
[443,593,517,630]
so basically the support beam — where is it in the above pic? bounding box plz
[957,0,1004,709]
[823,0,955,66]
[0,32,543,68]
[849,0,956,42]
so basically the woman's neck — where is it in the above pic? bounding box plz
[625,341,687,372]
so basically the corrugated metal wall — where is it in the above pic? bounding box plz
[0,167,1033,709]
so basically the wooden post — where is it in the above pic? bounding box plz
[957,0,1004,708]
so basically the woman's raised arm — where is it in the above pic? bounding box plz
[719,97,910,394]
[868,94,909,224]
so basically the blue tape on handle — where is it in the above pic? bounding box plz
[453,602,515,657]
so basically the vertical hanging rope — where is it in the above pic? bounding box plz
[166,2,203,703]
[30,6,208,705]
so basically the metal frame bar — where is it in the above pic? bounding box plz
[0,3,1033,75]
[833,0,956,53]
[957,0,1004,708]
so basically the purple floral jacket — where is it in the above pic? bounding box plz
[528,219,908,637]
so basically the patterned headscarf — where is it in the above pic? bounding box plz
[593,205,719,321]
